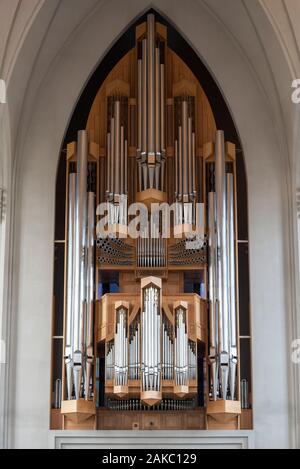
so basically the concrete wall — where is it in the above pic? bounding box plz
[0,0,299,448]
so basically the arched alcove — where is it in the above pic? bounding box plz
[4,0,294,448]
[51,9,251,433]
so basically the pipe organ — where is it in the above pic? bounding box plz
[53,12,252,432]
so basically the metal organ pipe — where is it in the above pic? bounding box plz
[65,173,76,400]
[73,130,88,400]
[215,131,230,399]
[114,100,121,196]
[137,58,143,191]
[208,191,218,401]
[148,14,155,157]
[142,39,148,158]
[182,101,188,198]
[174,307,188,388]
[114,307,129,388]
[227,173,238,400]
[85,192,95,400]
[141,285,161,396]
[160,62,166,190]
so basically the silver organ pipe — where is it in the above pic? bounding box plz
[182,100,188,198]
[160,62,166,189]
[148,13,155,158]
[65,173,76,400]
[162,317,173,380]
[73,130,88,400]
[106,98,128,224]
[114,305,129,391]
[208,191,218,401]
[137,14,166,192]
[208,130,238,401]
[141,282,162,402]
[64,130,95,401]
[215,130,230,399]
[129,319,140,380]
[85,192,95,400]
[188,341,197,381]
[227,173,238,399]
[174,304,189,393]
[106,341,115,380]
[174,98,196,225]
[137,237,167,267]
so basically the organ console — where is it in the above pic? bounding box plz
[52,12,252,432]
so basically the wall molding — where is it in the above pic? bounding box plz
[50,430,254,450]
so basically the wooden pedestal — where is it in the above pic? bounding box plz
[141,391,162,407]
[206,400,241,430]
[174,385,189,398]
[61,399,96,430]
[136,189,167,209]
[114,385,129,398]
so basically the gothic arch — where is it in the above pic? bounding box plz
[1,0,298,448]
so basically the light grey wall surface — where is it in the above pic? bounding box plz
[49,430,254,449]
[0,0,299,449]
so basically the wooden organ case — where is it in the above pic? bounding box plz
[51,13,252,432]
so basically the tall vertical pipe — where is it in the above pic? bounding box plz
[175,140,178,198]
[215,130,229,399]
[160,63,165,152]
[107,133,111,197]
[73,130,88,400]
[120,125,124,195]
[114,101,121,196]
[85,192,95,399]
[188,117,193,196]
[147,14,155,157]
[208,191,218,400]
[227,173,238,399]
[137,59,142,152]
[142,39,148,157]
[182,101,188,197]
[110,118,115,197]
[137,58,143,191]
[155,46,161,156]
[192,132,196,196]
[124,141,128,196]
[65,173,76,400]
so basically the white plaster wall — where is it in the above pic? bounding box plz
[1,0,299,449]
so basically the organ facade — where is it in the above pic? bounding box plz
[51,13,252,432]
